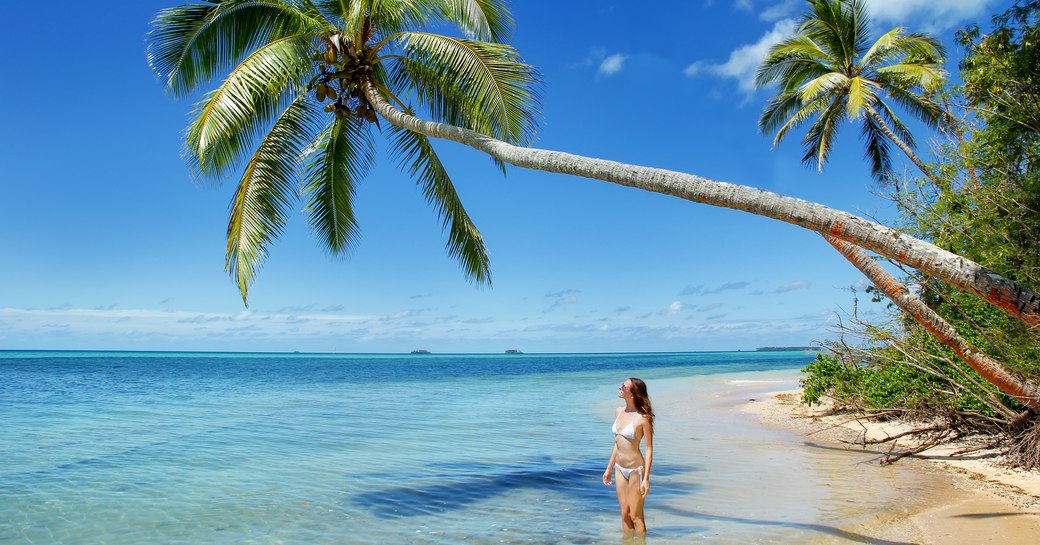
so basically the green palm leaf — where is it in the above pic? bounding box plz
[802,96,845,170]
[301,114,375,255]
[388,121,491,285]
[860,110,893,181]
[147,0,325,97]
[391,32,540,145]
[227,94,327,303]
[187,34,316,178]
[438,0,514,41]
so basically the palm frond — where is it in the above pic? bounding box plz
[844,76,878,119]
[226,94,327,303]
[762,92,831,145]
[436,0,514,41]
[876,62,946,92]
[756,36,832,89]
[860,109,894,182]
[882,83,944,129]
[801,95,846,170]
[388,121,491,285]
[300,113,375,255]
[147,0,326,97]
[186,34,316,178]
[874,100,918,151]
[798,71,848,102]
[860,27,904,68]
[392,32,540,145]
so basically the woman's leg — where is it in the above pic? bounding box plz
[624,470,646,532]
[614,467,635,531]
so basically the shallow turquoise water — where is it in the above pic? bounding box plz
[0,350,847,544]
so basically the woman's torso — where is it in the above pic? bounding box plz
[612,409,645,467]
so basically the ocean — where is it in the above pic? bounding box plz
[2,350,926,544]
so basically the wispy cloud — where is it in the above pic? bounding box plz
[776,280,811,293]
[867,0,993,30]
[681,281,750,295]
[0,296,840,352]
[685,19,797,95]
[706,281,750,294]
[598,53,627,76]
[544,289,581,311]
[660,301,686,316]
[680,285,704,296]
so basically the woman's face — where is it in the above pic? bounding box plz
[618,379,633,399]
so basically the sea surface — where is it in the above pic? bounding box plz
[1,350,927,544]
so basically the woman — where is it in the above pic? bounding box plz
[602,377,654,533]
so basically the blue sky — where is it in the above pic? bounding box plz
[0,0,1008,353]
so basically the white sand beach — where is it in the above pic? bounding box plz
[733,378,1040,544]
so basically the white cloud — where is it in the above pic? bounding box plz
[547,295,579,311]
[760,0,801,21]
[776,280,812,293]
[598,53,627,76]
[687,19,797,94]
[866,0,993,30]
[663,301,686,315]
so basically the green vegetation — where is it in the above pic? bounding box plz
[795,0,1040,469]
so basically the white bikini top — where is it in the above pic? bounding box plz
[612,413,639,441]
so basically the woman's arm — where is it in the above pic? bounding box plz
[603,443,618,485]
[603,408,621,485]
[640,418,653,497]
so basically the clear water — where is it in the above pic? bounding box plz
[1,350,925,544]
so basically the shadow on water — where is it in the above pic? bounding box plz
[655,505,918,545]
[353,459,698,519]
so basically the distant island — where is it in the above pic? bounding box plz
[505,349,523,354]
[410,349,431,354]
[755,346,819,352]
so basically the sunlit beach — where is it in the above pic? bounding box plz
[3,0,1039,543]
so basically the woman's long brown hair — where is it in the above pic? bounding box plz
[629,377,654,426]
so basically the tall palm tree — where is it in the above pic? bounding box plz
[756,0,946,182]
[147,0,540,303]
[148,0,1040,333]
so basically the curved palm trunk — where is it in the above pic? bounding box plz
[360,80,1040,329]
[824,235,1040,412]
[863,104,939,182]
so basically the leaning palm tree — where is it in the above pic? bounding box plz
[148,0,1040,336]
[756,0,946,182]
[148,0,540,303]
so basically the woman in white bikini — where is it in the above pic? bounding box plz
[602,377,654,533]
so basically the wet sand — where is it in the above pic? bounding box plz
[726,373,1040,544]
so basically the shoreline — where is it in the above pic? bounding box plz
[732,378,1040,543]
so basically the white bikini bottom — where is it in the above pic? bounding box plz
[614,463,644,480]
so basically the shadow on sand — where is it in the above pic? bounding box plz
[654,504,919,545]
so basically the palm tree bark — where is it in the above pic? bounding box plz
[824,235,1040,412]
[863,104,939,181]
[361,79,1040,329]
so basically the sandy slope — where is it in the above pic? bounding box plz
[742,388,1040,544]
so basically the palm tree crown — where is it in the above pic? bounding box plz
[147,0,540,303]
[756,0,946,182]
